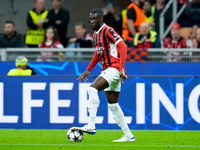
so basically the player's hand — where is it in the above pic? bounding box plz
[120,69,128,83]
[77,70,90,83]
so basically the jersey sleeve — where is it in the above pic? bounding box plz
[87,51,99,71]
[106,28,123,44]
[116,40,127,70]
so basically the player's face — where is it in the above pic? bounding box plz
[89,13,103,31]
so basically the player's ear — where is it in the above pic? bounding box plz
[100,16,103,22]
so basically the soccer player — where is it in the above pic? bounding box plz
[75,8,135,142]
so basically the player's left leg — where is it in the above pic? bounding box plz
[106,91,135,142]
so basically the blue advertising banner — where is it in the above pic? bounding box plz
[1,62,200,76]
[0,76,200,130]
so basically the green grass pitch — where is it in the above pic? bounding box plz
[0,129,199,150]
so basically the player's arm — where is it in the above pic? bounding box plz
[116,40,128,82]
[77,51,99,83]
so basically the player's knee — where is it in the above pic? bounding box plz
[108,103,119,110]
[88,87,99,107]
[88,87,98,96]
[108,103,124,118]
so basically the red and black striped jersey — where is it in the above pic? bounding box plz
[91,24,124,70]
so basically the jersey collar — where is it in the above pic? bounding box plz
[95,23,106,34]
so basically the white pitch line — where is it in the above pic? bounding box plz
[0,143,199,148]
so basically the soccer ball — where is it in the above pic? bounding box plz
[67,128,84,142]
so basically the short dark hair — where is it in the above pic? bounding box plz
[5,20,15,26]
[90,8,103,16]
[75,23,86,29]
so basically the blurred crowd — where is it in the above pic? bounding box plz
[1,0,200,62]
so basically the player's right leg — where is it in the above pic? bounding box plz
[72,86,98,135]
[73,76,109,135]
